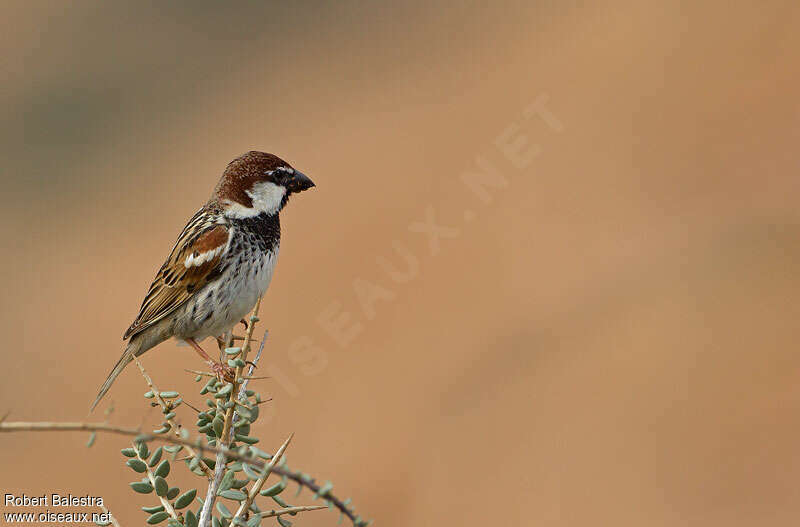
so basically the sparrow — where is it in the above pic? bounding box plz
[91,151,315,411]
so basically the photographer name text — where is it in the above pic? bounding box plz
[4,494,104,507]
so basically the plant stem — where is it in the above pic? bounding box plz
[134,443,179,521]
[232,433,292,522]
[133,356,214,479]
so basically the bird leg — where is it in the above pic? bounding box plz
[187,338,235,382]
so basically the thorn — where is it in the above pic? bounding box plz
[184,369,216,377]
[182,400,202,414]
[231,335,258,342]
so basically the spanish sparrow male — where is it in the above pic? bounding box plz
[91,151,314,410]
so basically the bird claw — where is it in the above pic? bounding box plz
[208,361,235,383]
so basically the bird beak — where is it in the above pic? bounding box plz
[287,170,315,192]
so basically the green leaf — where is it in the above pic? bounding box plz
[86,432,96,447]
[154,476,169,497]
[235,406,252,420]
[130,482,153,494]
[137,441,149,459]
[166,487,180,500]
[249,448,272,460]
[277,517,292,527]
[149,447,163,467]
[146,511,169,524]
[121,448,137,457]
[219,470,235,492]
[234,434,258,445]
[126,459,148,473]
[225,347,242,356]
[242,463,261,481]
[212,417,224,438]
[246,513,262,527]
[185,510,198,527]
[144,391,155,399]
[154,459,171,478]
[160,391,180,398]
[142,505,165,513]
[219,490,246,501]
[167,520,182,527]
[259,480,286,497]
[164,445,182,454]
[216,502,232,518]
[217,383,233,397]
[164,412,176,420]
[174,489,197,509]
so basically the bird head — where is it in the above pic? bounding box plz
[214,151,315,218]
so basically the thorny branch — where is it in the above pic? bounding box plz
[1,300,367,526]
[133,356,214,479]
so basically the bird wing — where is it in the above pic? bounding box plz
[124,210,231,340]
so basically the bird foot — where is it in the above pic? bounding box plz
[207,361,235,383]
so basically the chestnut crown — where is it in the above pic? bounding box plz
[213,151,314,217]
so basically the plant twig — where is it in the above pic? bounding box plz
[0,421,259,466]
[0,421,365,525]
[199,447,227,527]
[185,370,268,381]
[134,443,179,521]
[133,357,214,479]
[98,504,121,527]
[259,504,328,518]
[221,297,262,441]
[232,433,292,522]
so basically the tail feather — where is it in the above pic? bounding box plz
[90,339,143,412]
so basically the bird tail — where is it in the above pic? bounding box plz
[90,338,144,412]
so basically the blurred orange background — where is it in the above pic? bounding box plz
[2,2,800,526]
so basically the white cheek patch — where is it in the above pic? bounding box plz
[248,181,286,215]
[224,181,286,218]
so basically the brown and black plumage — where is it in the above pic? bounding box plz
[91,152,314,411]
